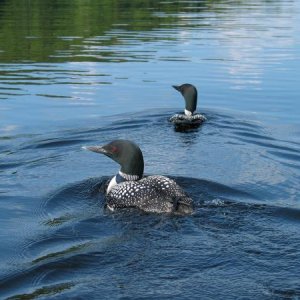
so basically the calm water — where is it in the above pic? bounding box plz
[1,1,300,299]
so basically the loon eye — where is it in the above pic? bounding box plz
[110,145,119,153]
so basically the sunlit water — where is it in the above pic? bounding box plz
[0,1,300,299]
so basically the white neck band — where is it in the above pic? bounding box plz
[184,109,193,116]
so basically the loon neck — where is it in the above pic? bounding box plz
[118,170,140,181]
[107,171,140,194]
[184,109,193,116]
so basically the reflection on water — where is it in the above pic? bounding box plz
[0,0,299,128]
[0,1,297,63]
[0,0,300,299]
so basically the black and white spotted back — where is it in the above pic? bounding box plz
[170,113,206,125]
[106,175,193,214]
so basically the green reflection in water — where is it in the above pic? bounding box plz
[0,0,275,63]
[7,282,74,300]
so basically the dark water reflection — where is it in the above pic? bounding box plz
[1,0,299,126]
[0,0,300,299]
[0,0,297,63]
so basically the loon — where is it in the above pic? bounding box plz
[170,83,206,128]
[84,139,193,214]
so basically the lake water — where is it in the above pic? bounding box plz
[1,1,300,299]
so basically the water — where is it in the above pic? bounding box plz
[0,0,300,299]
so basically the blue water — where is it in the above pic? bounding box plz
[0,1,300,299]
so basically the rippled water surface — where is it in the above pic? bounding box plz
[1,1,300,299]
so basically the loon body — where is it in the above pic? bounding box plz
[170,83,206,129]
[84,140,193,214]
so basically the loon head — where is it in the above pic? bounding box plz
[172,83,198,116]
[84,139,144,180]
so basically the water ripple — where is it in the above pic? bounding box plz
[0,0,299,297]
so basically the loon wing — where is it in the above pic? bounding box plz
[170,113,206,125]
[106,175,193,214]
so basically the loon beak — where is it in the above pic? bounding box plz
[172,85,180,92]
[82,145,108,155]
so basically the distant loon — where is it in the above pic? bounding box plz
[170,83,206,127]
[84,140,193,214]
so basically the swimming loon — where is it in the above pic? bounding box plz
[170,83,206,127]
[84,139,193,214]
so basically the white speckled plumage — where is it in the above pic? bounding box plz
[84,139,194,214]
[106,175,193,214]
[169,113,206,124]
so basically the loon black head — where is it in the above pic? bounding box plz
[84,139,144,179]
[172,83,197,115]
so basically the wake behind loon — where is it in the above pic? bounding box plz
[84,140,193,214]
[170,83,206,129]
